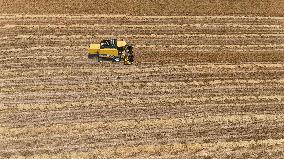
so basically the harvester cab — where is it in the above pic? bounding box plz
[89,38,134,65]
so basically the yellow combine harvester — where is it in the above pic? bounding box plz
[88,39,134,65]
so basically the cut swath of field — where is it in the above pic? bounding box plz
[0,15,284,158]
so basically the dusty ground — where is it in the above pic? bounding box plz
[0,0,284,16]
[0,1,284,158]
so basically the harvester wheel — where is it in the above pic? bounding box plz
[94,55,99,62]
[88,54,95,59]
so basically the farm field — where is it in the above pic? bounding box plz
[0,14,284,158]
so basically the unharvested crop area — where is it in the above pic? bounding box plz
[0,13,284,158]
